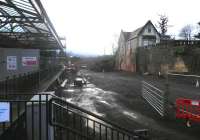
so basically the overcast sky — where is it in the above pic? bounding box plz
[41,0,200,56]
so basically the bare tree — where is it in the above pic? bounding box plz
[111,34,119,55]
[195,22,200,39]
[179,25,193,40]
[157,14,169,35]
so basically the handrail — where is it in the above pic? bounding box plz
[0,93,148,140]
[168,73,200,78]
[49,117,92,140]
[0,93,55,140]
[49,97,148,139]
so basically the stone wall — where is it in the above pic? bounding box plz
[136,40,200,75]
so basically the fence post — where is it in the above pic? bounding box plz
[5,77,9,99]
[13,75,16,93]
[38,70,40,91]
[164,73,170,117]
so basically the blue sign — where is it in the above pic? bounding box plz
[0,102,10,123]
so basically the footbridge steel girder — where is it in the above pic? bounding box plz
[0,0,64,50]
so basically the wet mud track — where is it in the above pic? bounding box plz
[61,70,200,140]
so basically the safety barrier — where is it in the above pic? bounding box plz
[49,97,148,140]
[176,98,200,122]
[0,93,148,140]
[0,66,63,95]
[168,73,200,87]
[0,93,53,140]
[142,81,167,117]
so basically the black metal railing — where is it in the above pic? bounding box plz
[0,93,148,140]
[49,98,148,140]
[0,65,63,96]
[0,93,54,140]
[140,40,200,49]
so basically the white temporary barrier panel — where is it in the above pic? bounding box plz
[26,93,54,140]
[0,102,10,123]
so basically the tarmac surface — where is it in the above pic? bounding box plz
[61,70,200,140]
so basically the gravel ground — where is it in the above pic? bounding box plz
[79,70,200,140]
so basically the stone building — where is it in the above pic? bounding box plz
[115,20,160,72]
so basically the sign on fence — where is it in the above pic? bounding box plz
[0,102,10,122]
[22,57,37,66]
[7,56,17,70]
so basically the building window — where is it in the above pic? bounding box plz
[148,27,151,33]
[143,40,148,46]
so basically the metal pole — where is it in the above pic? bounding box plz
[164,72,170,117]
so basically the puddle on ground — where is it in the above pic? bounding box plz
[64,82,120,116]
[99,100,111,106]
[64,89,75,92]
[123,111,138,119]
[63,81,151,133]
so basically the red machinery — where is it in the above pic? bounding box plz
[176,98,200,122]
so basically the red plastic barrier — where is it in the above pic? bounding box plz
[176,98,200,122]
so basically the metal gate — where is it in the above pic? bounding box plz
[142,81,165,117]
[0,93,52,140]
[0,93,148,140]
[49,97,148,140]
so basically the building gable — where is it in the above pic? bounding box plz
[115,21,161,72]
[137,21,160,46]
[139,21,160,37]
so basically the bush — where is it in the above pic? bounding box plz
[90,56,115,72]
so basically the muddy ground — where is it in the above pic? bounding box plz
[62,70,200,140]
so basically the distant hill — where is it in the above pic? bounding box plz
[66,51,99,58]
